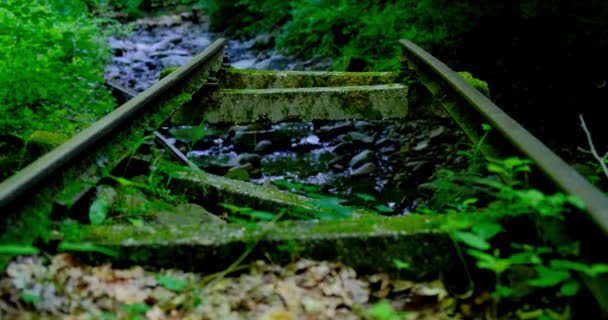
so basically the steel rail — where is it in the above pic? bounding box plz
[0,38,227,208]
[399,39,608,235]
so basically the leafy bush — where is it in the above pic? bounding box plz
[202,0,488,71]
[0,0,114,139]
[197,0,290,34]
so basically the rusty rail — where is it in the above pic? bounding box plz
[399,39,608,235]
[0,39,227,208]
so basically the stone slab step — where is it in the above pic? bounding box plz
[222,69,400,89]
[174,84,408,124]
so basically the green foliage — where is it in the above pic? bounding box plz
[364,300,408,320]
[0,245,40,256]
[89,197,110,225]
[203,0,488,71]
[197,0,290,34]
[57,241,118,257]
[157,274,188,291]
[0,0,114,140]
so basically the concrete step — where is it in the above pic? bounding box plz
[222,69,399,89]
[173,84,408,124]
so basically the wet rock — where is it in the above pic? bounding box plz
[317,122,354,141]
[202,161,234,176]
[225,163,252,181]
[292,135,321,152]
[351,162,377,176]
[254,140,273,154]
[332,142,354,155]
[233,131,259,152]
[235,153,262,167]
[160,55,190,68]
[341,131,375,145]
[232,59,256,69]
[429,126,446,139]
[374,137,397,149]
[378,146,396,155]
[354,121,375,132]
[349,150,374,169]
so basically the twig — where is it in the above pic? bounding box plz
[579,114,608,179]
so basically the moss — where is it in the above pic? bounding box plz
[196,85,407,124]
[159,67,178,80]
[222,69,399,89]
[0,58,217,269]
[457,71,490,97]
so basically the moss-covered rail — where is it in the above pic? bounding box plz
[0,37,607,316]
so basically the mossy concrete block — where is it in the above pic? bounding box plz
[178,84,408,124]
[65,214,466,282]
[158,162,376,217]
[223,69,399,89]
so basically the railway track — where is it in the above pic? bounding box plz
[1,38,607,316]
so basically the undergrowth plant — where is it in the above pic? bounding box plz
[420,124,607,318]
[0,0,114,140]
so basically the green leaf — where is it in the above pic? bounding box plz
[493,285,513,298]
[127,218,144,227]
[559,280,580,296]
[22,293,42,304]
[89,198,109,225]
[549,259,592,275]
[481,123,492,131]
[169,125,211,143]
[219,203,253,213]
[355,193,376,202]
[453,231,490,250]
[374,204,394,213]
[0,245,39,256]
[392,258,411,270]
[528,266,570,287]
[472,222,502,240]
[467,249,511,274]
[508,251,542,265]
[58,242,118,257]
[246,210,276,221]
[566,195,585,209]
[590,264,608,276]
[157,274,188,292]
[120,302,151,314]
[487,163,508,175]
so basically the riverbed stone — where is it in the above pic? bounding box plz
[254,140,273,154]
[349,150,374,169]
[351,162,377,176]
[235,153,262,167]
[225,164,252,181]
[317,122,354,141]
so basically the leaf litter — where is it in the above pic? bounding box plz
[0,254,487,319]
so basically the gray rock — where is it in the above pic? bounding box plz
[231,59,256,69]
[351,162,377,176]
[225,163,252,181]
[254,140,273,154]
[317,122,354,140]
[344,131,375,145]
[233,131,259,152]
[160,55,191,68]
[235,153,262,167]
[349,150,374,169]
[332,142,354,155]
